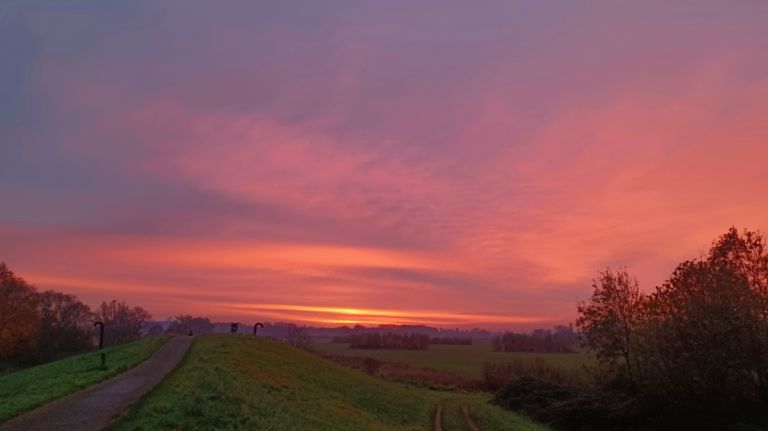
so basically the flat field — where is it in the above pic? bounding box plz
[0,336,169,423]
[116,335,552,431]
[312,339,593,379]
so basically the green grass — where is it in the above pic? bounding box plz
[313,339,593,379]
[116,335,552,431]
[0,336,169,423]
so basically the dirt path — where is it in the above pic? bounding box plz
[0,336,193,431]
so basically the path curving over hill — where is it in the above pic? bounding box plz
[0,336,193,431]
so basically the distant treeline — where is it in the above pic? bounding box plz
[492,325,579,353]
[315,324,492,340]
[0,263,151,366]
[430,337,473,345]
[150,315,214,336]
[337,333,431,350]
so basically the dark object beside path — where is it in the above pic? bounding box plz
[0,336,193,431]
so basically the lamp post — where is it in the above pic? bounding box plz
[93,321,105,368]
[253,322,263,336]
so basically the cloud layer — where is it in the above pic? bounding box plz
[2,1,767,328]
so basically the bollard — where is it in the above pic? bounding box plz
[253,322,264,336]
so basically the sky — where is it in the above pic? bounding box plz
[1,1,768,329]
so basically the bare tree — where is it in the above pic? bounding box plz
[96,300,151,346]
[33,290,93,362]
[284,325,311,350]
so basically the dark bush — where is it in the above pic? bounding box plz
[362,357,380,375]
[494,376,768,431]
[493,377,642,431]
[482,357,570,391]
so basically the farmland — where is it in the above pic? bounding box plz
[116,335,552,431]
[0,336,169,423]
[312,339,594,379]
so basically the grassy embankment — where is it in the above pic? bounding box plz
[116,335,552,431]
[0,336,170,423]
[313,339,593,379]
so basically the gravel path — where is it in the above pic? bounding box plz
[0,336,193,431]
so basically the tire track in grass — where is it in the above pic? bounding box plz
[434,406,443,431]
[462,405,480,431]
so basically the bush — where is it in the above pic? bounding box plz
[493,377,642,431]
[362,357,380,375]
[482,357,569,391]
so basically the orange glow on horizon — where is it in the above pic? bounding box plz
[224,303,553,327]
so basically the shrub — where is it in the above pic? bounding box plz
[493,377,642,431]
[482,357,571,391]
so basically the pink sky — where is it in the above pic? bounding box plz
[1,2,767,328]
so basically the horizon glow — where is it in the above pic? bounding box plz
[1,1,768,329]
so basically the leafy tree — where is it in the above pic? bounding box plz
[645,258,762,405]
[0,263,40,359]
[639,228,768,406]
[577,228,768,411]
[577,267,644,386]
[707,227,768,399]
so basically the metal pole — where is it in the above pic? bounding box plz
[93,321,104,349]
[93,321,105,368]
[253,322,263,335]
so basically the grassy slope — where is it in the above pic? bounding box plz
[116,335,552,431]
[0,336,169,423]
[313,340,593,379]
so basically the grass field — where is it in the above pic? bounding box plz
[312,339,593,379]
[116,335,552,431]
[0,336,169,423]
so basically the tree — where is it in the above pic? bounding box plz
[707,227,768,399]
[644,258,762,405]
[146,323,165,337]
[577,228,768,411]
[0,263,40,359]
[96,300,151,346]
[284,325,311,350]
[31,290,93,362]
[166,315,214,335]
[639,228,768,406]
[577,267,644,387]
